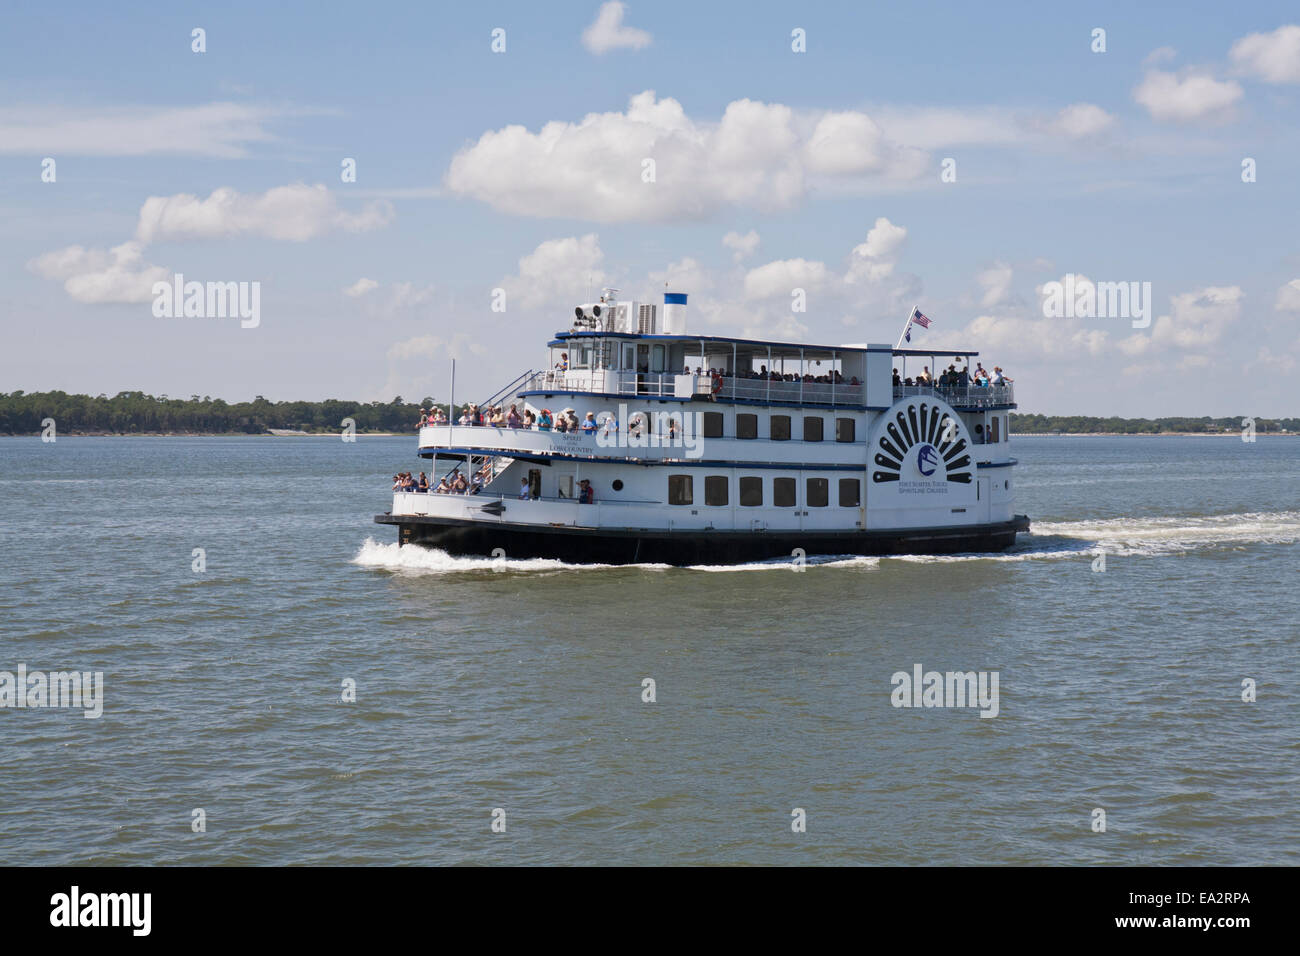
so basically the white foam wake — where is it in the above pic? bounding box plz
[687,554,880,572]
[351,537,667,574]
[353,511,1298,573]
[893,510,1300,563]
[351,537,876,575]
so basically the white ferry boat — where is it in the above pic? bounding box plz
[375,291,1029,565]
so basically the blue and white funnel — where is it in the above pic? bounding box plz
[662,292,688,334]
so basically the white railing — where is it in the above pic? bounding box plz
[416,424,860,465]
[893,384,1014,407]
[726,378,864,405]
[520,369,867,405]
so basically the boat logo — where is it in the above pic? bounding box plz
[870,399,973,488]
[916,444,940,477]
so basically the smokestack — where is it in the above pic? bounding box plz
[662,292,687,334]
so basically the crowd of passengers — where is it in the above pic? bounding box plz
[392,460,494,495]
[415,403,606,432]
[548,351,860,385]
[392,464,594,502]
[893,361,1013,388]
[411,359,1014,432]
[697,365,860,386]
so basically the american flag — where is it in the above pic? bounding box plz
[911,310,932,329]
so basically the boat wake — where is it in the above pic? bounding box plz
[351,538,876,575]
[350,538,661,574]
[353,511,1298,574]
[896,510,1300,563]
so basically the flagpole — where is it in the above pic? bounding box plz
[894,305,918,350]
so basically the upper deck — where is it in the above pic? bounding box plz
[521,364,1013,410]
[507,292,1015,411]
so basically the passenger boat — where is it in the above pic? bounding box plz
[374,291,1029,565]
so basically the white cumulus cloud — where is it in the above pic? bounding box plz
[444,91,926,223]
[1274,279,1300,312]
[1133,69,1243,123]
[344,278,379,297]
[136,184,394,243]
[743,258,832,300]
[499,234,607,310]
[1048,103,1116,139]
[1230,24,1300,84]
[582,2,652,54]
[847,217,907,283]
[976,263,1014,308]
[27,241,168,304]
[722,230,760,262]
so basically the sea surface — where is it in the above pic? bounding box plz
[1,435,1296,865]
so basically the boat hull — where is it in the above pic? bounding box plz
[372,513,1031,566]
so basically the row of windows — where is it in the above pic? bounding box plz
[668,475,861,508]
[700,412,855,442]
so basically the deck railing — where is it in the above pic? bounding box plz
[893,384,1014,407]
[519,369,867,405]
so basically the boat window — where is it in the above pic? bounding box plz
[572,346,591,369]
[651,344,666,373]
[990,415,1000,443]
[705,476,728,506]
[557,475,574,499]
[739,477,763,507]
[803,416,824,442]
[770,415,791,441]
[839,478,860,507]
[807,477,829,507]
[668,475,693,505]
[835,418,855,442]
[773,477,796,507]
[623,346,635,370]
[703,412,724,438]
[736,414,758,439]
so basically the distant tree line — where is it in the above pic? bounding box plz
[1009,414,1297,434]
[0,391,1294,436]
[0,391,460,435]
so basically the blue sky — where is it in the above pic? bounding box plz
[2,1,1298,416]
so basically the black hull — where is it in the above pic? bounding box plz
[372,513,1031,566]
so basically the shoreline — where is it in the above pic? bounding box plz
[1,430,1291,439]
[1014,431,1294,438]
[0,431,402,438]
